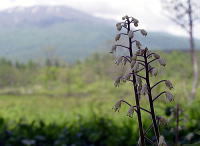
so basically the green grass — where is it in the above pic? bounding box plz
[0,51,199,145]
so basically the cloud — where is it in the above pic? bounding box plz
[0,0,199,38]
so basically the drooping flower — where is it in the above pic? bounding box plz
[135,40,142,49]
[123,23,127,28]
[122,73,131,82]
[165,91,174,102]
[110,45,117,53]
[128,30,134,38]
[150,68,158,76]
[136,49,145,56]
[131,62,139,72]
[158,58,166,66]
[140,29,147,36]
[137,83,142,93]
[123,57,129,65]
[132,17,139,27]
[112,100,122,112]
[141,84,148,95]
[115,34,121,41]
[146,50,151,57]
[127,106,135,117]
[158,135,167,146]
[136,76,142,86]
[132,17,139,24]
[125,15,129,19]
[131,59,136,68]
[116,23,122,31]
[114,76,122,87]
[115,56,123,65]
[157,116,168,125]
[153,53,160,59]
[165,80,173,90]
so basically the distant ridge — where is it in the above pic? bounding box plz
[0,5,199,62]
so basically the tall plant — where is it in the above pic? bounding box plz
[111,15,174,145]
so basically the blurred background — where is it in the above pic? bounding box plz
[0,0,199,145]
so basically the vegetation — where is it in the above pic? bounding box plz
[0,51,199,145]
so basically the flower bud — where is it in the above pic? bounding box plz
[114,76,122,87]
[153,53,160,59]
[135,41,142,49]
[157,116,168,125]
[137,83,142,92]
[136,76,142,86]
[140,29,147,36]
[116,23,122,31]
[150,68,158,76]
[132,17,139,24]
[134,22,138,27]
[141,84,148,95]
[115,56,123,65]
[158,58,166,66]
[125,15,129,19]
[122,73,131,82]
[165,80,173,90]
[127,106,135,117]
[136,49,144,56]
[115,34,121,41]
[113,100,122,112]
[165,91,174,102]
[131,62,139,72]
[128,30,134,39]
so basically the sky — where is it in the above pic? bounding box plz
[0,0,199,38]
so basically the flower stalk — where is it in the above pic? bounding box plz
[110,15,174,146]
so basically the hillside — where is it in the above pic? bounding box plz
[0,5,199,62]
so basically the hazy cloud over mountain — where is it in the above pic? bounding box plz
[1,0,200,38]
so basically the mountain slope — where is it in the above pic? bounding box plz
[0,5,199,62]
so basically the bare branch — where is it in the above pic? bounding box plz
[153,91,166,102]
[115,44,129,49]
[120,100,132,107]
[148,58,158,65]
[151,80,167,90]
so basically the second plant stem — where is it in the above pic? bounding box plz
[144,49,160,144]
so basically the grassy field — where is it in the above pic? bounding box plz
[0,51,199,145]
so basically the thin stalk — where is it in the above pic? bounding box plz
[175,104,179,145]
[127,20,145,146]
[144,49,160,144]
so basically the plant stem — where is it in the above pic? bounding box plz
[175,104,179,145]
[127,20,145,146]
[144,49,160,144]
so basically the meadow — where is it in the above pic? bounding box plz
[0,51,199,145]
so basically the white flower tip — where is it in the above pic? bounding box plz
[114,76,122,87]
[127,106,135,117]
[113,100,122,112]
[165,80,173,90]
[153,53,160,59]
[140,29,147,36]
[158,58,166,66]
[165,91,174,102]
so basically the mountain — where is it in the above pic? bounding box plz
[0,5,199,62]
